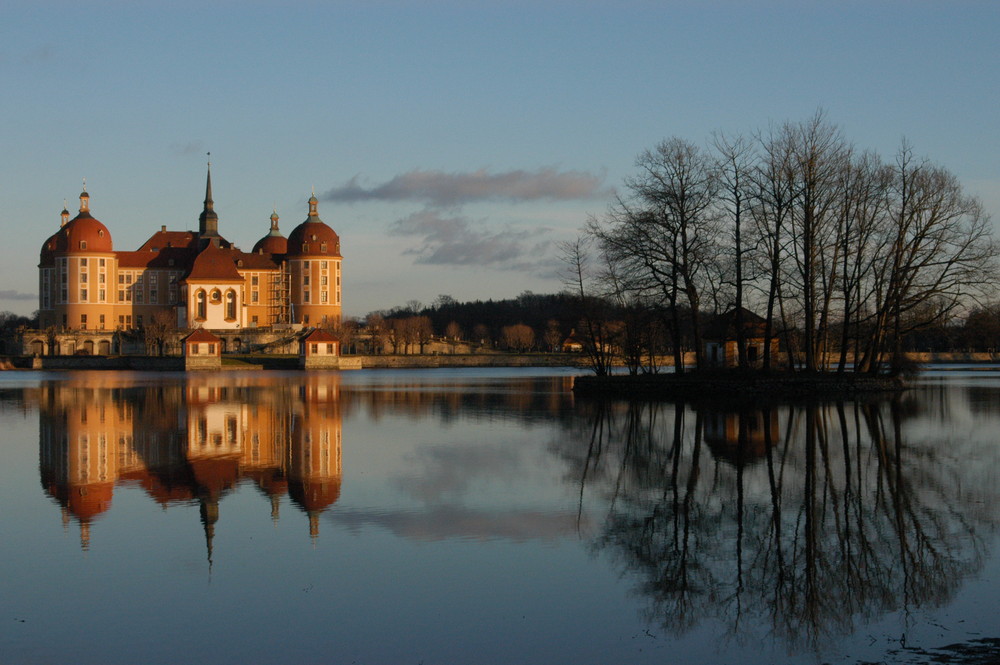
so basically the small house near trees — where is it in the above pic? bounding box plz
[703,308,776,369]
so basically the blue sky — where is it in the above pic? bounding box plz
[2,1,998,318]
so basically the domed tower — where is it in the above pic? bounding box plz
[252,209,288,255]
[37,204,69,327]
[284,193,342,327]
[39,187,117,331]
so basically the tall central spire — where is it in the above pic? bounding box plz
[199,157,219,239]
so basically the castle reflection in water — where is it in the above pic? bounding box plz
[38,373,343,552]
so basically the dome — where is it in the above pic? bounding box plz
[253,234,288,255]
[288,477,341,513]
[286,221,340,257]
[39,231,59,266]
[285,194,341,258]
[61,214,114,253]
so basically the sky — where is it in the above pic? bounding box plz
[2,0,998,318]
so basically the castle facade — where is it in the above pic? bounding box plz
[37,167,342,335]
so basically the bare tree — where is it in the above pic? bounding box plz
[559,235,615,375]
[501,323,535,352]
[143,309,176,356]
[858,142,997,373]
[365,313,387,354]
[445,321,463,353]
[712,131,756,368]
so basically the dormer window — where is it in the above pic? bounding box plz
[237,259,244,267]
[302,243,309,253]
[98,230,104,237]
[80,241,87,250]
[320,242,327,253]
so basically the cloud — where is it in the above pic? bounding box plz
[0,290,36,301]
[323,167,608,206]
[171,141,206,156]
[389,208,553,271]
[328,506,591,543]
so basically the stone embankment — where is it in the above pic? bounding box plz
[0,353,590,371]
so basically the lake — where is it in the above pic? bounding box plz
[1,367,998,665]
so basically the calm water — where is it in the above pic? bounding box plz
[1,367,999,665]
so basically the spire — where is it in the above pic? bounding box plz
[200,496,219,573]
[307,188,320,221]
[79,179,90,214]
[60,200,69,227]
[198,156,219,239]
[269,208,281,234]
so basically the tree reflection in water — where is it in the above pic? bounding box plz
[565,391,1000,654]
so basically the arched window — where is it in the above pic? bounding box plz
[196,290,207,320]
[225,291,236,321]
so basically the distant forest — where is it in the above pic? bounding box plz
[361,291,1000,356]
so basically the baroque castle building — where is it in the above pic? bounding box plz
[38,166,342,333]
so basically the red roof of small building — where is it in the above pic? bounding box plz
[183,328,222,343]
[303,328,339,343]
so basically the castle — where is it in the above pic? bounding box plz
[37,166,342,341]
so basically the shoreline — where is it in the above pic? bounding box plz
[0,353,591,372]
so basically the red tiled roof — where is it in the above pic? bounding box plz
[183,328,221,343]
[116,246,195,269]
[303,328,339,343]
[137,230,198,252]
[183,243,243,282]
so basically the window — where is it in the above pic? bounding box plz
[321,291,328,303]
[326,343,334,354]
[81,273,88,283]
[303,291,310,303]
[80,241,87,250]
[196,291,206,320]
[80,314,87,329]
[118,289,125,301]
[98,273,105,283]
[118,274,125,284]
[99,258,105,267]
[311,343,318,354]
[251,291,259,303]
[303,275,310,286]
[136,315,143,328]
[320,242,327,253]
[98,289,106,302]
[321,276,328,286]
[321,261,328,270]
[99,314,105,329]
[251,275,259,286]
[80,288,88,301]
[225,291,236,320]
